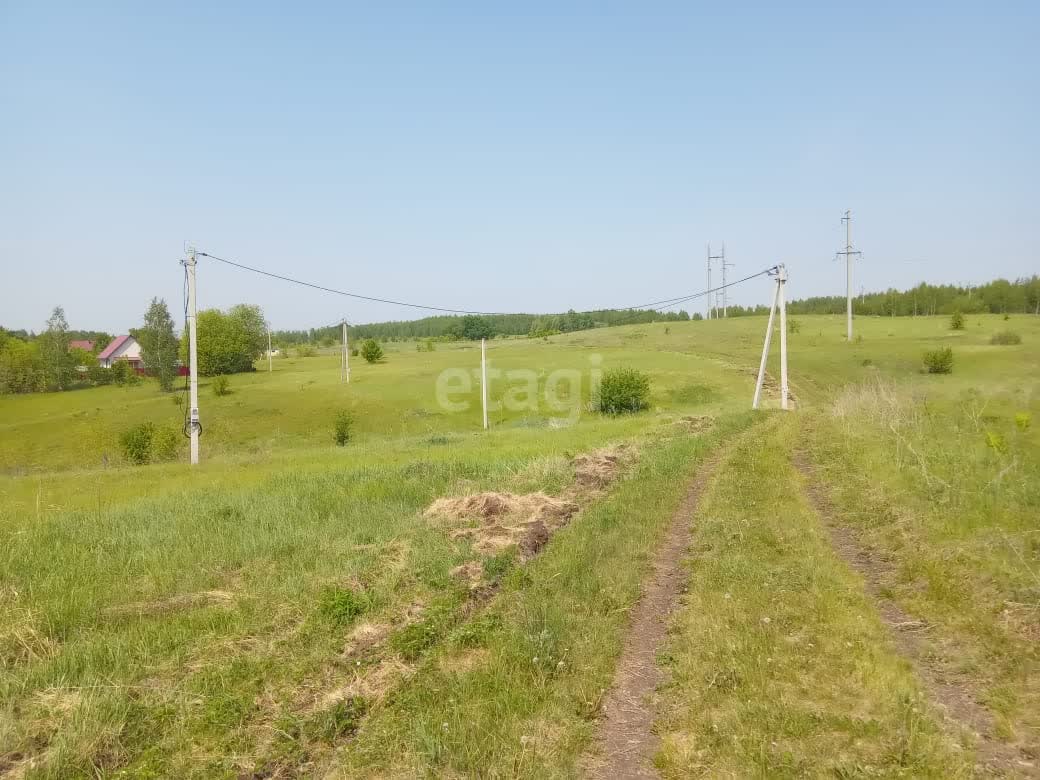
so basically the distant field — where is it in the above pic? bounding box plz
[1,313,1038,777]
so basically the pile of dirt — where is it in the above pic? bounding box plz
[572,446,629,489]
[426,491,579,560]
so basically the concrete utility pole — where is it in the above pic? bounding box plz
[340,320,350,383]
[752,265,790,411]
[185,247,201,465]
[836,210,862,341]
[708,243,727,317]
[705,244,713,320]
[480,338,489,430]
[267,328,273,372]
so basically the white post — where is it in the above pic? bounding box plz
[752,276,780,410]
[481,337,488,430]
[344,322,350,383]
[706,244,712,320]
[845,210,853,342]
[778,264,789,411]
[267,328,272,373]
[186,247,201,464]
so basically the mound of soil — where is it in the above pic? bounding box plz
[572,446,629,488]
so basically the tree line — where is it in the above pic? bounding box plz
[1,301,268,395]
[788,276,1040,317]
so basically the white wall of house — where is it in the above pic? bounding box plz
[100,338,142,368]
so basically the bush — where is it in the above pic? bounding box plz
[923,347,953,374]
[333,410,354,446]
[87,364,112,386]
[296,344,317,358]
[151,426,180,462]
[360,339,383,364]
[119,422,181,464]
[111,360,131,386]
[350,347,359,357]
[416,339,435,352]
[212,375,231,396]
[120,423,155,464]
[595,367,651,415]
[950,311,965,330]
[990,330,1021,345]
[787,318,801,334]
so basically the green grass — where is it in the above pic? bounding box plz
[656,416,971,777]
[1,313,1038,776]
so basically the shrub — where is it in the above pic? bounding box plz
[212,375,231,396]
[120,423,155,464]
[595,367,651,415]
[88,364,112,386]
[350,347,359,357]
[950,311,965,330]
[416,339,435,352]
[333,410,354,446]
[296,344,317,358]
[151,426,180,462]
[990,330,1021,345]
[923,347,953,374]
[111,360,131,386]
[787,318,801,334]
[1015,412,1032,431]
[360,339,383,364]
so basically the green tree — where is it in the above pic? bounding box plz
[137,298,179,391]
[360,338,384,363]
[0,338,47,393]
[950,310,965,330]
[39,306,74,390]
[460,315,494,341]
[181,304,267,375]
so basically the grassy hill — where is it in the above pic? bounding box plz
[1,313,1037,776]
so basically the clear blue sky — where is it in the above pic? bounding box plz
[2,1,1037,333]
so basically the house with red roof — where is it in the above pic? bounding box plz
[97,335,143,370]
[69,339,95,352]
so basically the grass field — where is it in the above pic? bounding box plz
[1,313,1038,777]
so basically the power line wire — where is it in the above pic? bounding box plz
[197,249,775,321]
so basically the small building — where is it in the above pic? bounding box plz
[97,335,143,370]
[69,339,95,352]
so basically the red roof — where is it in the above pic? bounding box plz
[97,335,133,360]
[69,340,95,351]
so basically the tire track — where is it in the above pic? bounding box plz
[793,451,1038,777]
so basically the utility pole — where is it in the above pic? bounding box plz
[708,243,726,317]
[836,210,862,341]
[184,247,201,465]
[705,244,713,320]
[340,320,350,383]
[480,338,488,430]
[722,244,735,317]
[267,327,272,373]
[752,265,790,411]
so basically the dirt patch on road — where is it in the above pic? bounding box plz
[793,451,1037,776]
